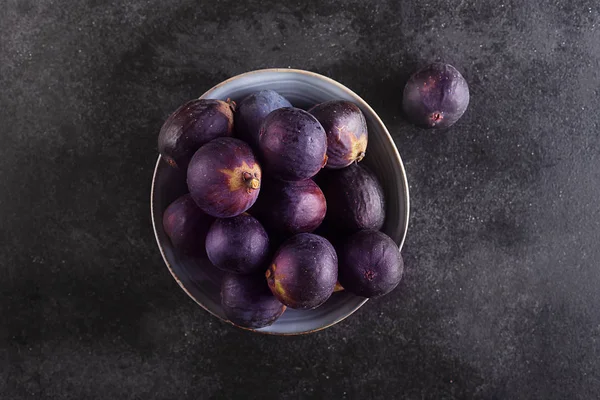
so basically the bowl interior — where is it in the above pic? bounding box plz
[151,69,409,335]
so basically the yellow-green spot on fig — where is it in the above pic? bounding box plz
[220,161,261,193]
[218,98,236,132]
[348,132,368,163]
[273,279,288,300]
[267,263,294,304]
[265,263,276,279]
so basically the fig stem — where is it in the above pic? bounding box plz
[243,172,260,190]
[356,151,366,163]
[166,158,177,168]
[226,98,237,112]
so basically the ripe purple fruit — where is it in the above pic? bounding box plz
[162,194,214,256]
[402,63,469,129]
[205,213,270,275]
[187,137,261,218]
[309,100,368,169]
[338,230,404,297]
[266,233,338,310]
[319,164,385,233]
[252,178,326,236]
[221,273,286,329]
[235,90,292,151]
[158,99,235,170]
[258,107,328,181]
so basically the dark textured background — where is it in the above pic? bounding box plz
[2,0,600,399]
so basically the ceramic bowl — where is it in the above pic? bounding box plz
[151,68,409,335]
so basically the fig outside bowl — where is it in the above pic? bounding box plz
[151,68,410,335]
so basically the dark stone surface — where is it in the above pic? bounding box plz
[1,0,600,398]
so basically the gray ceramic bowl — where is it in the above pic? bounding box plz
[151,68,409,335]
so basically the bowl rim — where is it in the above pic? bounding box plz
[151,67,410,335]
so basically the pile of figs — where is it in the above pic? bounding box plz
[158,63,469,329]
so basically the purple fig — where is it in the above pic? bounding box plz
[221,273,286,329]
[162,194,214,256]
[309,100,368,169]
[402,63,469,129]
[258,107,328,181]
[338,230,404,297]
[235,90,292,151]
[319,164,385,233]
[266,233,337,310]
[158,99,235,170]
[251,178,326,236]
[205,213,270,275]
[187,137,261,218]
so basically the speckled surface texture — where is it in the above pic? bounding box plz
[2,1,600,399]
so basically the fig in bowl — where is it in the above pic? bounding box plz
[258,107,328,181]
[250,178,326,238]
[235,89,292,152]
[221,272,286,329]
[266,233,338,310]
[187,137,261,218]
[162,193,214,257]
[318,163,385,234]
[158,99,235,170]
[205,213,270,275]
[309,100,368,169]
